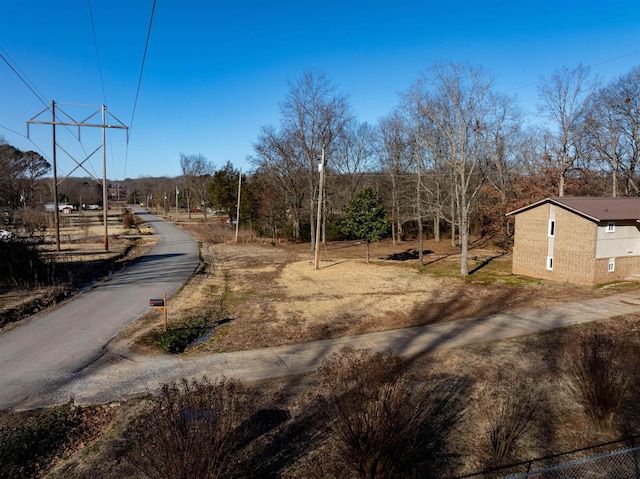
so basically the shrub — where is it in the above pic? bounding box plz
[122,377,263,479]
[122,209,135,229]
[159,320,210,354]
[483,379,537,462]
[0,239,58,289]
[0,405,83,479]
[563,327,636,432]
[13,206,48,237]
[316,348,468,479]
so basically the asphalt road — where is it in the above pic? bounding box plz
[0,210,199,410]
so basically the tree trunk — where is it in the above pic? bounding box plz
[450,192,457,247]
[418,217,424,266]
[558,170,566,197]
[391,217,396,246]
[391,175,397,245]
[501,192,509,246]
[417,165,424,266]
[309,191,315,250]
[459,210,470,276]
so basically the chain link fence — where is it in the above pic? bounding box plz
[455,438,640,479]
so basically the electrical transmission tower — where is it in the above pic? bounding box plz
[27,101,128,252]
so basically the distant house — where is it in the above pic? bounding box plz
[44,203,75,213]
[507,196,640,285]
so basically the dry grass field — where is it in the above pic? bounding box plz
[146,223,629,355]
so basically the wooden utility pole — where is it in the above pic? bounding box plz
[101,105,109,251]
[235,170,242,243]
[314,146,325,270]
[51,101,61,252]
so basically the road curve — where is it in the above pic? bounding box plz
[0,210,199,410]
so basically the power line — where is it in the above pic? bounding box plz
[1,50,93,166]
[87,0,107,105]
[124,0,157,179]
[503,50,640,94]
[0,123,50,160]
[0,51,48,108]
[87,1,120,188]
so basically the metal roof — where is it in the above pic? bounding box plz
[506,196,640,222]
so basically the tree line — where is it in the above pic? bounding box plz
[3,62,639,276]
[250,62,640,275]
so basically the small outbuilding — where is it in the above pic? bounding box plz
[507,196,640,285]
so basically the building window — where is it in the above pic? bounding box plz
[547,256,553,271]
[548,220,555,237]
[608,258,615,272]
[606,222,615,233]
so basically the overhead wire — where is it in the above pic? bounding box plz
[87,0,107,105]
[0,50,48,108]
[124,0,157,179]
[0,123,50,159]
[503,50,640,94]
[87,0,116,185]
[0,50,92,168]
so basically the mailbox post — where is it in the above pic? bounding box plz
[150,293,168,331]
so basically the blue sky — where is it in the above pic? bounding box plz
[1,0,639,181]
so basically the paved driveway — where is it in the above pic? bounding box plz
[0,210,199,410]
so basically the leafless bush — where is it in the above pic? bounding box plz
[563,327,636,433]
[14,206,48,237]
[122,376,264,479]
[121,209,135,229]
[316,348,468,479]
[483,380,537,461]
[192,222,258,244]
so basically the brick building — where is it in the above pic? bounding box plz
[507,197,640,285]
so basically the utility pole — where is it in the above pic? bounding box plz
[314,146,325,270]
[51,101,60,252]
[175,185,179,222]
[235,169,242,243]
[101,105,109,250]
[27,102,128,251]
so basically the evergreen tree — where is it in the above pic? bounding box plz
[340,186,389,263]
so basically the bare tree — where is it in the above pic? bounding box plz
[180,153,215,222]
[613,66,640,196]
[584,66,640,197]
[411,62,493,276]
[280,69,351,250]
[537,64,598,196]
[376,112,411,244]
[332,120,377,205]
[399,86,432,264]
[481,92,522,245]
[252,125,306,241]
